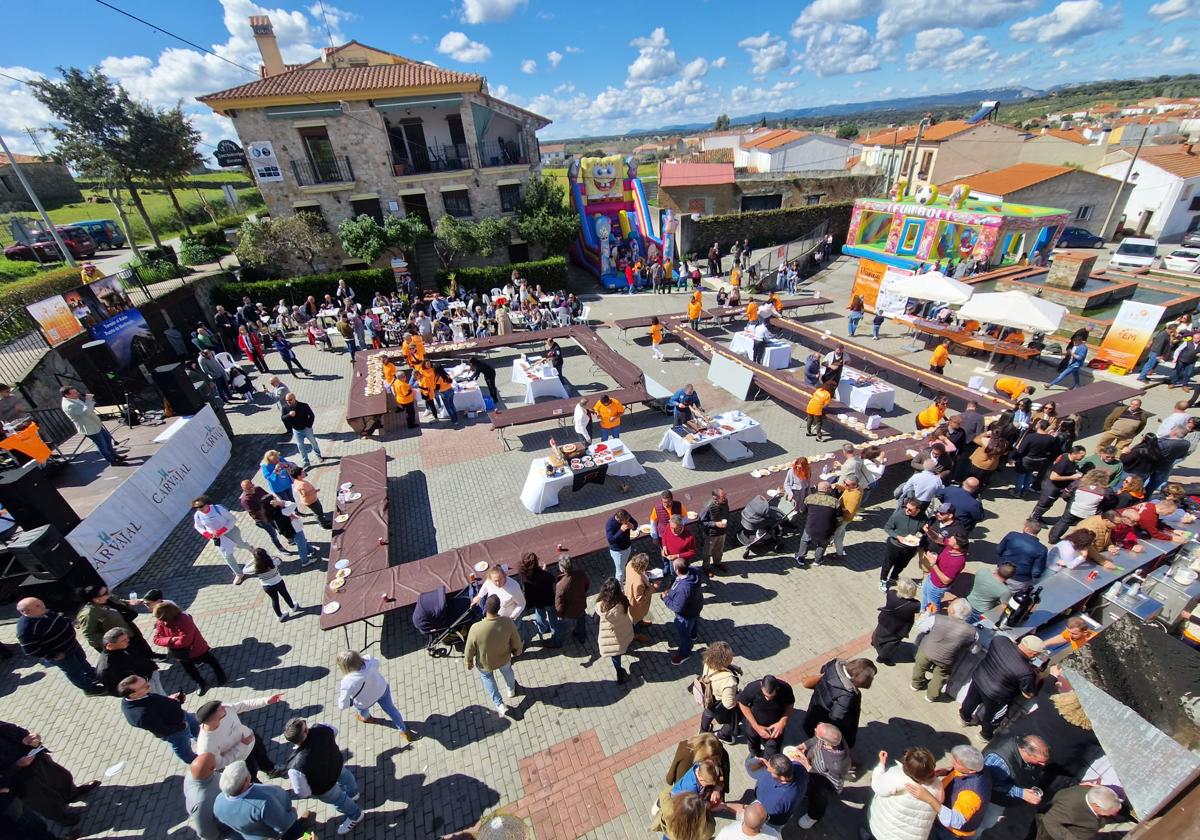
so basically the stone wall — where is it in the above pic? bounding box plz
[0,163,84,211]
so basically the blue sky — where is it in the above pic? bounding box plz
[2,0,1197,156]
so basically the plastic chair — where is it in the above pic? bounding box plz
[577,305,591,326]
[215,351,238,372]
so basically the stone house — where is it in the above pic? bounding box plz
[0,153,83,211]
[1018,128,1110,172]
[895,120,1027,186]
[197,16,550,279]
[1099,144,1200,241]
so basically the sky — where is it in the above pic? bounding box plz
[2,0,1198,160]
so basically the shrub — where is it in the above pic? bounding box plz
[130,258,188,282]
[0,265,86,312]
[0,256,51,283]
[212,268,394,309]
[435,256,567,288]
[179,237,226,266]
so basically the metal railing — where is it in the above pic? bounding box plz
[27,406,76,448]
[388,144,471,176]
[747,219,832,278]
[477,139,527,168]
[290,155,355,186]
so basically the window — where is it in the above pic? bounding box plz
[293,205,327,231]
[804,194,825,206]
[1075,205,1094,221]
[297,127,339,182]
[1189,196,1200,212]
[350,197,383,225]
[443,189,472,218]
[499,183,521,213]
[740,193,782,212]
[918,151,934,178]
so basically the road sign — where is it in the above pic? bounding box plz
[214,139,247,168]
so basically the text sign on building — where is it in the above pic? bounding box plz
[248,140,283,183]
[213,139,247,168]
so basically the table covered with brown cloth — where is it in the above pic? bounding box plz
[345,353,387,436]
[612,296,832,333]
[319,449,391,630]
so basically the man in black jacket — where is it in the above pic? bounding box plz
[467,356,499,403]
[213,305,241,355]
[97,627,162,696]
[698,488,730,575]
[119,675,200,764]
[15,598,103,696]
[795,481,841,568]
[283,393,323,468]
[1030,446,1086,523]
[0,720,99,826]
[1015,420,1060,497]
[282,718,363,834]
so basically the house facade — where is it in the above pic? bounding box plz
[895,120,1027,186]
[1099,145,1200,241]
[657,161,881,216]
[0,153,83,211]
[539,142,567,166]
[733,129,856,173]
[1017,129,1110,172]
[198,16,549,274]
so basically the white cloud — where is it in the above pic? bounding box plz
[459,0,526,24]
[564,45,582,53]
[795,0,882,26]
[308,3,356,28]
[1010,0,1109,43]
[907,27,996,70]
[437,31,492,62]
[877,0,1036,40]
[737,32,790,75]
[1164,35,1190,56]
[553,82,575,94]
[1148,0,1195,20]
[0,67,55,156]
[411,33,429,43]
[521,58,537,73]
[681,58,709,80]
[853,80,865,88]
[711,56,727,68]
[1052,46,1074,56]
[546,50,563,68]
[626,27,681,86]
[792,23,880,76]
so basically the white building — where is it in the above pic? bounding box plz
[1099,144,1200,241]
[733,129,856,173]
[540,142,567,166]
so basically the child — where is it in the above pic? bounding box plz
[252,548,301,621]
[290,465,330,530]
[228,366,256,400]
[283,502,317,566]
[649,316,665,361]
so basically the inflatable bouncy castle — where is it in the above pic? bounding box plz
[567,155,675,289]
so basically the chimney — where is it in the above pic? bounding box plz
[249,15,285,77]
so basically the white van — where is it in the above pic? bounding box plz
[1109,237,1159,270]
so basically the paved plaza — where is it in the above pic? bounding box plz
[1,256,1187,839]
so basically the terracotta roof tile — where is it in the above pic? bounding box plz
[859,126,918,146]
[0,152,45,165]
[942,162,1075,195]
[658,162,735,187]
[199,61,482,102]
[1138,145,1200,179]
[1038,128,1091,145]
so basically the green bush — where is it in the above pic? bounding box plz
[130,258,188,282]
[0,265,85,312]
[213,268,394,309]
[0,256,52,283]
[688,202,856,254]
[435,256,568,288]
[179,237,227,266]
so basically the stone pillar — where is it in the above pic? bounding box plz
[1046,251,1097,291]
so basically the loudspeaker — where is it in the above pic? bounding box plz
[82,339,120,374]
[18,559,105,612]
[8,524,84,580]
[151,363,206,416]
[0,462,81,533]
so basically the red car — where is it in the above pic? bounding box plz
[4,225,97,261]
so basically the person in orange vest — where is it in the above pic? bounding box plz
[382,358,398,384]
[994,376,1034,400]
[730,264,742,289]
[767,290,783,316]
[415,361,458,423]
[592,394,625,441]
[745,298,759,325]
[806,383,833,440]
[929,339,952,375]
[687,296,702,331]
[402,328,425,368]
[649,316,666,361]
[916,395,949,429]
[390,372,417,428]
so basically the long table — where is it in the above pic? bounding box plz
[659,411,767,469]
[519,438,646,513]
[899,316,1040,361]
[612,295,833,339]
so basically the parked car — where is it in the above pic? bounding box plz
[2,226,96,261]
[73,219,126,249]
[1055,226,1105,248]
[56,226,97,259]
[1183,226,1200,249]
[1109,237,1159,271]
[1163,249,1200,273]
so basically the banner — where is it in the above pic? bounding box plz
[92,308,159,370]
[66,405,231,587]
[25,295,86,345]
[248,141,283,183]
[1095,301,1166,374]
[850,258,889,310]
[876,268,915,318]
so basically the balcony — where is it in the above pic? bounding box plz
[477,139,527,168]
[291,156,355,187]
[388,144,471,177]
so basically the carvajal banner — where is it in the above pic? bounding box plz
[66,405,231,587]
[1095,300,1166,374]
[850,258,889,311]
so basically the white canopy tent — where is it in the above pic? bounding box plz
[956,290,1068,371]
[883,270,974,305]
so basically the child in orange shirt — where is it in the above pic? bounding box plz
[649,316,665,361]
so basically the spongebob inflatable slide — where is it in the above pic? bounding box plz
[567,155,675,289]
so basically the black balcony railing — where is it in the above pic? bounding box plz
[291,155,355,186]
[477,139,527,168]
[389,144,471,176]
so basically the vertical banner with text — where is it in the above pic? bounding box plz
[850,258,889,311]
[1095,301,1166,375]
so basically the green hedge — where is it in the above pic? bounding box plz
[0,265,85,312]
[0,256,53,283]
[212,268,395,309]
[435,256,567,288]
[688,202,855,254]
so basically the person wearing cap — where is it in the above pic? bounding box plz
[80,262,104,284]
[282,717,363,835]
[213,761,306,840]
[196,693,285,780]
[118,675,201,764]
[959,635,1045,740]
[192,495,254,585]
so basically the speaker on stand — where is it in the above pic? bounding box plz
[151,363,207,417]
[80,339,140,427]
[9,524,103,612]
[0,462,81,533]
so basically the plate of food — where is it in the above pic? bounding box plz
[345,492,362,502]
[340,482,354,491]
[687,511,698,520]
[899,534,922,547]
[329,578,346,592]
[639,524,653,535]
[721,424,734,432]
[334,514,350,524]
[751,469,765,478]
[336,567,351,579]
[647,568,664,580]
[323,601,341,614]
[474,561,490,573]
[594,444,608,453]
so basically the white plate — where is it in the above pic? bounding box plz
[334,514,350,524]
[345,492,362,502]
[647,568,664,580]
[474,561,490,573]
[340,482,354,491]
[335,558,351,570]
[323,601,341,614]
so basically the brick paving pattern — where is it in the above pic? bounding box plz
[0,256,1179,839]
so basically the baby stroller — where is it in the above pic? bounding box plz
[412,582,480,657]
[736,494,790,556]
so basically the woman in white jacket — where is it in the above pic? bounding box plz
[335,650,416,744]
[191,495,253,584]
[867,747,942,840]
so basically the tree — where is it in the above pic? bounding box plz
[714,114,730,131]
[338,213,430,264]
[132,103,203,236]
[513,174,577,256]
[758,116,768,128]
[433,215,511,269]
[29,67,162,252]
[235,212,334,274]
[836,124,860,139]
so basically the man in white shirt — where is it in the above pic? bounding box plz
[1157,399,1191,437]
[751,321,772,365]
[470,565,526,620]
[573,397,593,446]
[61,385,124,465]
[716,801,781,839]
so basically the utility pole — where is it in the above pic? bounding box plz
[0,133,77,267]
[885,127,900,192]
[901,114,931,201]
[24,127,45,157]
[1099,127,1146,241]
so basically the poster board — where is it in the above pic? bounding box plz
[91,308,159,370]
[248,140,283,183]
[25,295,86,345]
[1095,300,1166,375]
[850,258,888,310]
[707,353,754,400]
[876,267,915,318]
[66,405,232,587]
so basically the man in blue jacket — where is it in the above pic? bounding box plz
[604,509,638,585]
[214,761,307,840]
[667,383,703,426]
[662,559,703,666]
[996,520,1048,586]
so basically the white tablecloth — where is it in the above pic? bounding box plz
[729,331,792,370]
[658,411,767,470]
[447,363,487,413]
[511,359,569,405]
[519,438,646,513]
[834,367,895,414]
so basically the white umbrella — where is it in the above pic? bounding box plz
[883,270,974,305]
[957,290,1067,333]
